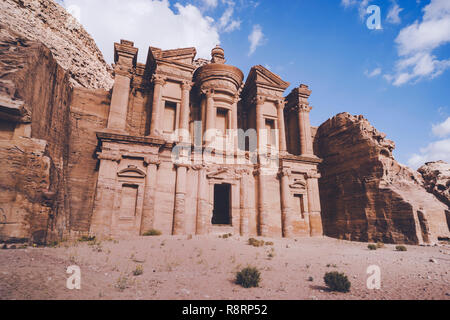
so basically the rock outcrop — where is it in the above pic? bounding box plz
[0,0,113,89]
[315,113,450,245]
[418,161,450,208]
[0,25,72,243]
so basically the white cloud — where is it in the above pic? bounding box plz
[364,67,382,78]
[218,4,241,33]
[386,2,403,24]
[408,117,450,169]
[386,0,450,86]
[432,117,450,137]
[407,139,450,169]
[201,0,218,9]
[59,0,221,62]
[248,24,264,56]
[340,0,372,20]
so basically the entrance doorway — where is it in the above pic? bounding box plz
[212,184,231,225]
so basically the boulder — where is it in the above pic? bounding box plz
[315,113,450,244]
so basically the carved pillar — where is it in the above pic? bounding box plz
[239,170,250,236]
[195,166,209,235]
[276,99,287,153]
[90,152,121,238]
[179,81,192,142]
[173,164,188,235]
[298,104,314,156]
[204,89,215,144]
[279,168,293,238]
[149,75,166,136]
[140,156,160,235]
[255,168,270,237]
[307,171,323,237]
[107,41,138,132]
[231,95,239,151]
[255,96,266,151]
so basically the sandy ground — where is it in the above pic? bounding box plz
[0,235,449,300]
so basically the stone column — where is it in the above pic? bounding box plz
[179,81,192,142]
[107,40,138,132]
[195,166,209,235]
[90,152,121,238]
[140,155,160,235]
[307,171,323,237]
[276,99,287,153]
[239,170,250,236]
[173,164,188,235]
[107,69,132,132]
[255,96,266,151]
[279,168,293,238]
[232,96,239,151]
[204,89,215,145]
[149,74,166,136]
[255,168,270,237]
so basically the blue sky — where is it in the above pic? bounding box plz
[59,0,450,168]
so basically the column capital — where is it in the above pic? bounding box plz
[253,96,266,106]
[152,74,166,86]
[97,152,121,162]
[278,167,292,178]
[298,103,313,113]
[144,155,161,166]
[201,86,215,96]
[306,171,321,179]
[113,64,134,78]
[181,80,194,91]
[276,99,286,109]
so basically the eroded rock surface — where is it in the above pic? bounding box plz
[0,0,113,89]
[0,25,72,243]
[315,113,450,244]
[419,161,450,208]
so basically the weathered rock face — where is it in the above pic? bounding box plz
[315,113,450,245]
[418,161,450,209]
[0,0,113,90]
[0,25,72,243]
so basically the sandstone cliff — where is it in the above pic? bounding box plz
[418,161,450,209]
[0,0,113,90]
[0,25,72,243]
[315,113,450,245]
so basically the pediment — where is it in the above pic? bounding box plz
[118,165,146,178]
[249,65,290,90]
[161,48,197,64]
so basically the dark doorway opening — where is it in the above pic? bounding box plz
[212,184,231,225]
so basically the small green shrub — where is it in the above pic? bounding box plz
[368,244,377,251]
[248,238,265,247]
[133,265,144,276]
[143,229,162,236]
[79,235,96,242]
[324,271,351,293]
[376,242,384,248]
[396,245,407,252]
[308,276,314,282]
[235,266,261,288]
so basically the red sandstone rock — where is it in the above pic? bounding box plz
[315,113,450,244]
[418,161,450,208]
[0,0,113,90]
[0,25,72,243]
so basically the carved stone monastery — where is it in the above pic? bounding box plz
[1,0,449,245]
[90,41,322,239]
